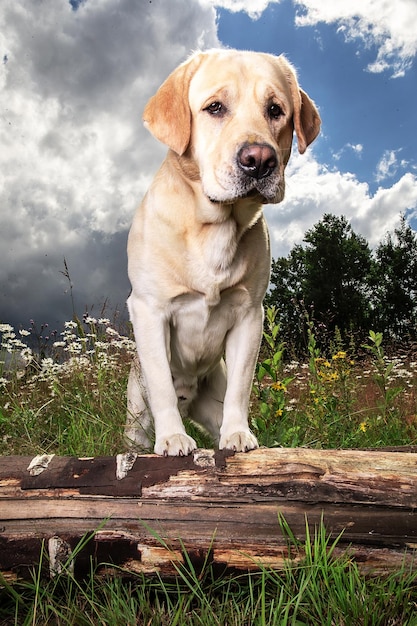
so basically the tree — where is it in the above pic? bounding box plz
[267,245,307,349]
[371,215,417,342]
[302,214,373,333]
[267,214,373,353]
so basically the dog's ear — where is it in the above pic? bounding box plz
[283,59,321,154]
[143,55,202,156]
[295,89,321,154]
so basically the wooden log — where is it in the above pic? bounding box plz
[1,447,417,582]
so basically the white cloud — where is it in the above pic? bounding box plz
[294,0,417,77]
[265,151,417,257]
[205,0,417,76]
[0,0,219,233]
[333,143,363,161]
[349,143,363,156]
[375,149,401,182]
[0,0,219,327]
[202,0,281,20]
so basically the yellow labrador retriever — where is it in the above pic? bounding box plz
[125,48,320,456]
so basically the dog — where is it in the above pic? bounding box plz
[125,48,320,456]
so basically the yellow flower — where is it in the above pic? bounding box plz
[271,381,286,392]
[332,351,347,360]
[275,409,283,417]
[359,421,367,432]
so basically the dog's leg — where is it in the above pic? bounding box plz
[127,295,197,456]
[124,358,152,451]
[219,305,263,452]
[189,359,227,445]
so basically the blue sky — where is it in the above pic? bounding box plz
[0,0,416,330]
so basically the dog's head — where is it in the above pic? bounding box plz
[143,49,320,204]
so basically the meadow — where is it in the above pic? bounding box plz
[1,309,417,624]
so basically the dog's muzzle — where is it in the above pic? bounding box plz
[237,142,278,180]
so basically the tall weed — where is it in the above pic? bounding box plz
[251,308,417,449]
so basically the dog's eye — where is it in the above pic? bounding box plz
[205,101,225,116]
[268,103,284,120]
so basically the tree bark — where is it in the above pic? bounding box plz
[1,447,416,581]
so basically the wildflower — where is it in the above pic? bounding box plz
[94,341,108,350]
[65,342,82,354]
[359,422,367,433]
[275,409,283,417]
[40,357,55,370]
[332,351,347,360]
[0,323,14,334]
[285,360,300,371]
[53,341,66,348]
[83,315,97,325]
[64,321,78,329]
[271,381,287,392]
[20,347,33,365]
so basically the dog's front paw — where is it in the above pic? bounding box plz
[219,430,259,453]
[154,433,197,457]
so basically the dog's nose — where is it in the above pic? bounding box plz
[237,143,277,179]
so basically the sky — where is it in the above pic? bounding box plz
[1,0,416,332]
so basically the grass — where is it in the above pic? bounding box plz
[1,308,417,623]
[1,516,417,625]
[1,309,416,456]
[0,316,133,456]
[251,307,417,450]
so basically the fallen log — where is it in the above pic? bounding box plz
[1,447,417,582]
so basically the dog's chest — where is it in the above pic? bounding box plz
[169,288,247,372]
[186,218,246,306]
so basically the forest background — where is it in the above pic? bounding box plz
[267,212,417,356]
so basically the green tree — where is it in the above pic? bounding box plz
[267,214,373,353]
[267,245,307,349]
[302,214,373,333]
[371,215,417,342]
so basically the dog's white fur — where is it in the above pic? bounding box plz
[125,49,320,456]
